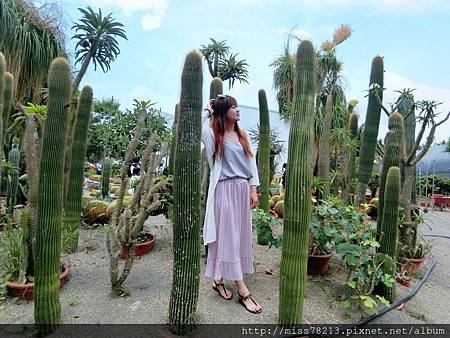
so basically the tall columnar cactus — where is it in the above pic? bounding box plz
[34,57,72,333]
[23,115,40,277]
[257,89,271,245]
[377,113,403,238]
[169,50,202,334]
[355,56,384,206]
[63,86,93,253]
[398,93,416,201]
[2,72,14,145]
[209,76,223,99]
[6,148,20,215]
[378,166,400,302]
[101,157,112,199]
[279,40,316,324]
[0,52,5,147]
[168,103,180,176]
[342,112,359,204]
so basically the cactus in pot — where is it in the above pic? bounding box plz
[279,40,317,324]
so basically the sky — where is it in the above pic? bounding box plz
[57,0,450,143]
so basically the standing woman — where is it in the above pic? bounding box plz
[202,95,262,314]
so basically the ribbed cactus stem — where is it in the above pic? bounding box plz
[2,72,14,145]
[169,50,202,334]
[348,113,359,191]
[377,112,403,238]
[355,56,384,206]
[342,113,359,204]
[101,157,112,199]
[63,86,93,253]
[279,40,316,324]
[209,76,223,99]
[168,103,180,175]
[257,89,271,245]
[34,57,72,333]
[0,52,5,149]
[23,115,40,277]
[6,148,20,215]
[378,166,400,302]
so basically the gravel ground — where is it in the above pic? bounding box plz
[1,211,449,327]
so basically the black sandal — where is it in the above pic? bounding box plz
[238,292,262,314]
[212,280,233,300]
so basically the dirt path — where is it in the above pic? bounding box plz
[1,211,448,326]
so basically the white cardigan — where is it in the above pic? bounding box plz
[201,115,260,245]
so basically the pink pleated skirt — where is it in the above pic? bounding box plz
[205,178,254,281]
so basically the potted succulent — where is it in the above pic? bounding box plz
[119,229,156,259]
[0,218,69,300]
[308,198,347,275]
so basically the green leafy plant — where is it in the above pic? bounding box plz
[0,223,27,284]
[310,198,345,255]
[336,219,394,318]
[252,208,282,248]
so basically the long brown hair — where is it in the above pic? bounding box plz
[210,95,253,159]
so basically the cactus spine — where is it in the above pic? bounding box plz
[64,86,93,253]
[168,103,180,175]
[6,148,20,215]
[257,89,271,245]
[101,157,112,199]
[377,113,403,238]
[378,166,401,302]
[169,51,202,334]
[355,56,384,206]
[279,40,316,324]
[34,57,72,333]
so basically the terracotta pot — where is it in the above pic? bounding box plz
[400,256,425,276]
[6,264,70,301]
[307,252,332,275]
[120,234,156,259]
[395,276,410,288]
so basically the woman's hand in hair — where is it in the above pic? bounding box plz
[250,186,258,209]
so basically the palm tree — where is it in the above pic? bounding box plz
[200,38,249,89]
[72,6,127,92]
[0,0,65,102]
[316,24,352,198]
[270,38,296,120]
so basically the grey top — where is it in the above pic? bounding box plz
[219,139,253,181]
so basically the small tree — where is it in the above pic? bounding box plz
[200,38,249,89]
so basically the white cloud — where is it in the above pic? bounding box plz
[85,0,168,30]
[206,28,238,37]
[299,0,450,13]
